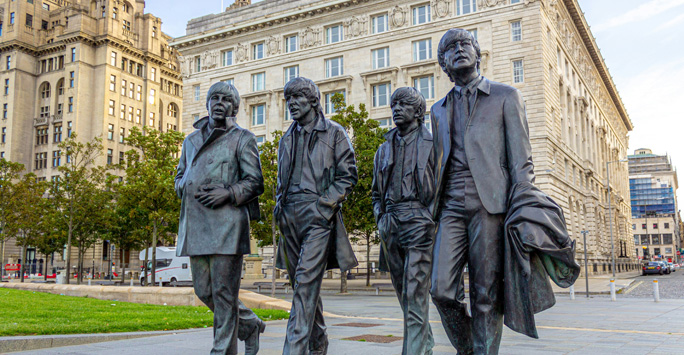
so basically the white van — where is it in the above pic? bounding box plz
[139,247,192,286]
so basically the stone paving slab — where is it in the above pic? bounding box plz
[10,295,684,354]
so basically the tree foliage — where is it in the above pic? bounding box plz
[329,93,387,287]
[250,130,282,248]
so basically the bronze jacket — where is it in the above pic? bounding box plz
[274,115,359,272]
[430,77,535,217]
[175,117,264,257]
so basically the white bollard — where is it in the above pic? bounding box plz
[610,279,616,301]
[88,279,91,286]
[159,277,163,288]
[569,284,575,300]
[653,279,660,302]
[130,277,134,287]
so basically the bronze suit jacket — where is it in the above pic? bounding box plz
[431,77,535,217]
[175,117,264,257]
[274,115,359,272]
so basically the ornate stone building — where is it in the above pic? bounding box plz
[172,0,636,276]
[0,0,182,277]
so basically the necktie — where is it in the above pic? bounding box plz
[292,127,305,185]
[391,137,405,201]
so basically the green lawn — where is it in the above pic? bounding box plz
[0,288,289,336]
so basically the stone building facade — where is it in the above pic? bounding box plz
[0,0,182,277]
[629,148,681,263]
[171,0,636,276]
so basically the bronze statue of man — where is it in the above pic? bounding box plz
[430,29,579,355]
[175,82,266,355]
[372,87,435,355]
[275,77,358,355]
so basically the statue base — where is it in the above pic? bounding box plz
[243,255,264,280]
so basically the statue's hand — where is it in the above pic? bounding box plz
[195,184,233,209]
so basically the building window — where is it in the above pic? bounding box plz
[53,125,62,143]
[119,151,125,164]
[413,39,432,61]
[413,76,435,99]
[664,223,670,229]
[36,128,49,145]
[253,43,264,60]
[222,50,233,66]
[412,4,431,25]
[284,66,299,85]
[122,20,131,31]
[663,234,673,245]
[127,106,133,121]
[652,234,661,245]
[151,67,156,81]
[35,152,47,170]
[168,104,178,118]
[372,14,388,34]
[119,127,125,143]
[325,56,343,78]
[325,24,343,44]
[67,121,72,137]
[149,89,156,105]
[152,26,157,38]
[26,14,33,28]
[255,135,265,147]
[194,85,200,101]
[324,91,345,114]
[456,0,478,15]
[195,56,201,72]
[9,13,14,25]
[642,224,647,229]
[251,105,265,126]
[41,84,51,98]
[111,52,117,66]
[6,56,10,70]
[511,21,522,41]
[372,47,389,69]
[135,109,141,124]
[149,112,155,127]
[112,7,118,19]
[109,100,115,115]
[653,223,658,229]
[129,82,134,98]
[52,150,61,167]
[285,35,298,53]
[1,127,5,143]
[68,97,74,113]
[2,104,6,119]
[511,0,521,3]
[107,149,113,165]
[71,48,76,62]
[222,78,234,86]
[69,71,75,88]
[109,75,116,91]
[513,60,524,83]
[136,85,142,101]
[107,124,114,140]
[284,105,292,121]
[121,79,127,96]
[252,72,265,91]
[372,83,391,107]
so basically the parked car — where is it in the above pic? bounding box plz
[659,261,672,274]
[642,261,666,275]
[667,262,676,272]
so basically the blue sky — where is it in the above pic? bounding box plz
[147,0,684,206]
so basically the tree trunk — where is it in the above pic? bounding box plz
[20,245,26,283]
[143,244,149,286]
[366,232,371,287]
[120,250,126,283]
[44,253,49,281]
[65,215,73,284]
[340,272,347,294]
[76,243,82,285]
[1,239,5,280]
[271,211,277,299]
[151,220,158,286]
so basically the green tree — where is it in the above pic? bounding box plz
[250,130,282,297]
[329,93,387,288]
[120,126,184,286]
[33,193,67,281]
[14,173,49,282]
[0,159,24,279]
[47,133,110,284]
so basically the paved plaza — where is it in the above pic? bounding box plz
[10,293,684,355]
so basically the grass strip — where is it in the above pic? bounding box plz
[0,288,289,336]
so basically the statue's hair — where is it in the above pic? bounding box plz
[206,81,240,116]
[283,77,324,119]
[390,87,426,124]
[437,28,482,82]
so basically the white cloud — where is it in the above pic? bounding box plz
[654,12,684,31]
[593,0,684,32]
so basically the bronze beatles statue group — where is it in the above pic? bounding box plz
[175,29,580,355]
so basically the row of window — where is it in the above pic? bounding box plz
[110,52,147,79]
[36,123,71,146]
[633,222,672,230]
[634,234,675,246]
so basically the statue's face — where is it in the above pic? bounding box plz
[287,92,314,122]
[444,37,478,74]
[207,92,235,123]
[391,98,419,129]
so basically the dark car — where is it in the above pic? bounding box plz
[642,261,666,275]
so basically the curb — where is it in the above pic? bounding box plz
[0,328,205,354]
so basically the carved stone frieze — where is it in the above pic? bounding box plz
[344,15,368,39]
[300,26,322,49]
[266,36,281,56]
[390,5,408,28]
[201,49,219,70]
[431,0,451,18]
[477,0,506,9]
[235,43,248,63]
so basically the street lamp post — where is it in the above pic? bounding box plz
[606,159,628,278]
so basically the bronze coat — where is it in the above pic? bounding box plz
[274,116,359,272]
[430,77,535,218]
[175,117,264,257]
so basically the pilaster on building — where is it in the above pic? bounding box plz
[0,0,183,274]
[172,0,637,276]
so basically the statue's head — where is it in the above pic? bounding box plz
[283,77,323,122]
[206,81,240,122]
[391,87,426,129]
[438,28,481,82]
